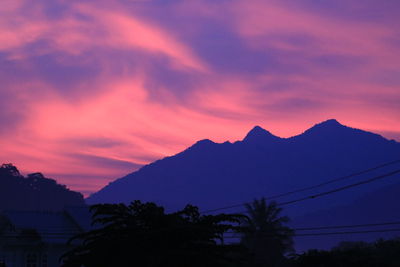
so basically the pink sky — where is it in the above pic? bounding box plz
[1,0,399,195]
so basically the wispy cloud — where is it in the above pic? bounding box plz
[1,0,399,195]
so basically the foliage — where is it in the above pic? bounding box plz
[0,163,21,177]
[0,163,84,210]
[291,238,400,267]
[61,200,248,267]
[241,198,294,267]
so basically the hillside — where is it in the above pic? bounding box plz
[292,181,400,251]
[87,119,400,218]
[0,164,85,211]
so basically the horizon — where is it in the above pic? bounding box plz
[1,0,400,195]
[7,119,399,198]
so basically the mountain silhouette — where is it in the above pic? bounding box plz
[87,119,400,220]
[292,181,400,251]
[0,164,85,211]
[243,125,282,145]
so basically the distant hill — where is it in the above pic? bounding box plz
[0,164,85,211]
[87,119,400,216]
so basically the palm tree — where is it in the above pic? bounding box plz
[241,198,294,267]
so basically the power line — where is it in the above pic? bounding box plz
[2,223,400,244]
[228,168,400,214]
[294,221,400,231]
[224,228,400,238]
[4,228,400,239]
[225,221,400,235]
[295,228,400,237]
[272,159,400,201]
[4,221,400,237]
[201,161,400,214]
[277,169,400,207]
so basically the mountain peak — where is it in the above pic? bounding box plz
[319,119,342,126]
[306,119,346,132]
[243,125,280,143]
[186,139,216,151]
[298,119,360,139]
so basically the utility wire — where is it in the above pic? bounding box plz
[3,228,400,238]
[274,159,400,200]
[201,160,400,214]
[224,228,400,238]
[277,169,400,207]
[224,221,400,235]
[228,168,400,214]
[4,220,400,238]
[294,228,400,237]
[8,167,398,240]
[3,161,400,241]
[294,221,400,231]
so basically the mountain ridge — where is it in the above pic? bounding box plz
[87,119,399,207]
[86,119,400,249]
[242,125,281,144]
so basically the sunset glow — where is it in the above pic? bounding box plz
[1,0,399,195]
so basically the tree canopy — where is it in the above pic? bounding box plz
[0,163,84,211]
[292,238,400,267]
[61,201,248,267]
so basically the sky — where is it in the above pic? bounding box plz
[1,0,399,196]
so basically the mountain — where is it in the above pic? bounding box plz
[87,119,400,249]
[0,164,85,211]
[87,119,400,217]
[292,181,400,251]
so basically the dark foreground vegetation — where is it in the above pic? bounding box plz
[0,164,84,210]
[61,201,247,267]
[291,239,400,267]
[61,198,293,267]
[60,198,400,267]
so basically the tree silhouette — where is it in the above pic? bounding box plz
[0,163,84,211]
[0,163,20,177]
[292,238,400,267]
[61,200,248,267]
[241,198,294,267]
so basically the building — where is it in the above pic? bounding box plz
[0,207,91,267]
